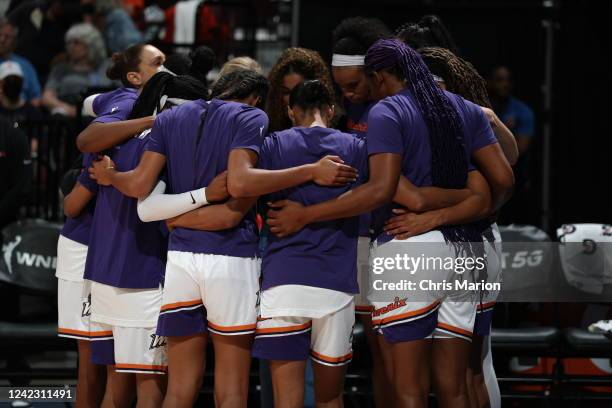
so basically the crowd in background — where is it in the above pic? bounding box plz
[0,0,535,230]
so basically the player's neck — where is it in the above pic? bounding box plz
[297,110,327,128]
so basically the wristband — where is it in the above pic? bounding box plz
[192,187,209,206]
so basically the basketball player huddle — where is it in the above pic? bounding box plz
[55,15,516,408]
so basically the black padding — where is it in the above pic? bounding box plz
[564,328,612,351]
[0,322,58,339]
[492,327,560,350]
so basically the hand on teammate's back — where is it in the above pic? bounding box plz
[207,170,229,202]
[266,199,307,237]
[311,155,358,186]
[383,208,443,240]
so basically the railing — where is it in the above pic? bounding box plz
[17,116,84,222]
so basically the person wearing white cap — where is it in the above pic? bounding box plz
[0,17,42,105]
[0,60,42,126]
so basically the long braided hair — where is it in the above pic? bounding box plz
[365,38,484,247]
[418,47,491,108]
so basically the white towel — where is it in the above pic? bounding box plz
[174,0,203,45]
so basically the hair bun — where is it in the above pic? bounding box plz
[289,79,332,111]
[107,52,126,81]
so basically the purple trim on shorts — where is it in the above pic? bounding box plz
[91,338,115,365]
[156,307,207,337]
[474,308,494,336]
[252,331,310,361]
[379,308,438,343]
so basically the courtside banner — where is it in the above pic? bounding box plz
[366,242,612,303]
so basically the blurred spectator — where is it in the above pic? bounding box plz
[0,18,42,105]
[142,3,165,42]
[0,116,31,230]
[0,0,9,18]
[0,60,42,124]
[42,22,111,118]
[122,0,144,17]
[488,65,535,155]
[488,65,536,224]
[91,0,143,54]
[6,0,71,82]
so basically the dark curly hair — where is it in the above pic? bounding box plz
[266,47,336,131]
[332,17,391,55]
[418,47,491,108]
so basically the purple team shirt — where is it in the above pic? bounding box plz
[59,88,136,246]
[83,88,167,289]
[59,154,98,246]
[367,89,498,243]
[145,99,268,258]
[84,132,168,289]
[343,99,375,237]
[344,99,373,139]
[259,127,368,294]
[92,87,137,123]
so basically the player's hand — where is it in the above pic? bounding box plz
[311,155,358,186]
[207,170,229,203]
[384,208,443,240]
[89,155,116,186]
[266,200,307,238]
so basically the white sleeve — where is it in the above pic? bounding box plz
[82,94,101,117]
[137,180,209,222]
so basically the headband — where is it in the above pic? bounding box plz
[331,54,365,67]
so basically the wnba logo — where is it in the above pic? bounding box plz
[149,334,167,350]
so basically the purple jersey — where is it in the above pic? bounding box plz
[344,99,373,139]
[92,87,137,124]
[84,131,167,289]
[259,127,368,294]
[343,100,375,237]
[145,99,268,257]
[60,154,97,246]
[367,89,497,243]
[59,87,135,246]
[84,90,167,289]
